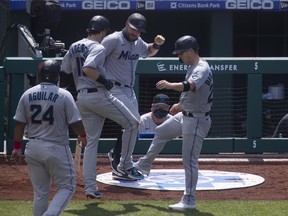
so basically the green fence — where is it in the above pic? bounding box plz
[0,66,4,153]
[3,57,288,155]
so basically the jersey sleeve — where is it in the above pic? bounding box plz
[83,44,105,71]
[13,94,27,123]
[61,49,72,74]
[189,63,209,91]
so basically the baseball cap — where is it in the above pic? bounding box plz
[172,35,199,54]
[127,13,147,33]
[153,94,170,105]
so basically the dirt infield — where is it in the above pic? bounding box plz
[0,154,288,201]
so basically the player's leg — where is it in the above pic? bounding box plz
[43,145,76,216]
[82,114,104,197]
[172,116,211,210]
[102,88,144,180]
[135,112,183,175]
[107,129,123,172]
[76,95,105,198]
[108,87,141,177]
[99,92,141,180]
[24,140,51,216]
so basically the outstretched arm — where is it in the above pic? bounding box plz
[147,35,165,57]
[156,79,195,92]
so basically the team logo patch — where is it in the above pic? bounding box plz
[97,169,265,191]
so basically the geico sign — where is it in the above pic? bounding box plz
[225,0,274,9]
[82,1,130,10]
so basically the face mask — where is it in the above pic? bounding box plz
[153,109,169,119]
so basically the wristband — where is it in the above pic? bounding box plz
[97,74,108,85]
[152,43,161,50]
[14,140,22,150]
[182,81,190,92]
[80,132,86,139]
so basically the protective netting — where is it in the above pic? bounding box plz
[63,73,288,139]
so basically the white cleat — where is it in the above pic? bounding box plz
[169,201,196,211]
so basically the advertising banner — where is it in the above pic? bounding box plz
[9,0,288,11]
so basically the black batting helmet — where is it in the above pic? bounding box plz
[127,13,146,33]
[87,15,110,33]
[40,59,60,84]
[172,35,199,54]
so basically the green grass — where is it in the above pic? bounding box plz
[0,200,287,216]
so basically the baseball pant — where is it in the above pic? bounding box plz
[137,112,211,201]
[25,139,76,216]
[76,88,139,195]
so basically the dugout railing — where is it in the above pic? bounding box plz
[2,57,288,155]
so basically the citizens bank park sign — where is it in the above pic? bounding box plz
[9,0,288,11]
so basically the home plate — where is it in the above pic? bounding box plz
[96,169,265,191]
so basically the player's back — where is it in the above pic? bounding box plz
[17,83,78,144]
[62,38,105,90]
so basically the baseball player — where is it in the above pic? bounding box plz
[134,35,213,210]
[109,94,172,167]
[139,94,172,137]
[102,13,165,178]
[11,59,87,216]
[61,15,144,199]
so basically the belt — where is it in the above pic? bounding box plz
[114,81,130,88]
[78,88,98,93]
[182,110,209,118]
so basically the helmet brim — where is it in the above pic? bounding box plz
[128,23,146,33]
[172,49,184,55]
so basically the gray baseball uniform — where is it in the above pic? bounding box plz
[61,37,139,194]
[136,58,213,204]
[14,83,81,216]
[139,112,172,133]
[102,31,150,121]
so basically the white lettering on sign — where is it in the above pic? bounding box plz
[225,0,274,9]
[169,64,189,71]
[82,1,130,10]
[209,64,238,71]
[177,2,220,9]
[156,63,238,72]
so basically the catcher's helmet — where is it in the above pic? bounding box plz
[127,13,146,33]
[40,59,60,84]
[87,15,110,33]
[172,35,199,54]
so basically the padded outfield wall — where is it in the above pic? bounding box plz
[2,57,288,155]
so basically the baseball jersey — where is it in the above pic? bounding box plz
[102,31,149,87]
[61,38,106,91]
[13,83,82,144]
[139,112,172,133]
[180,58,213,113]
